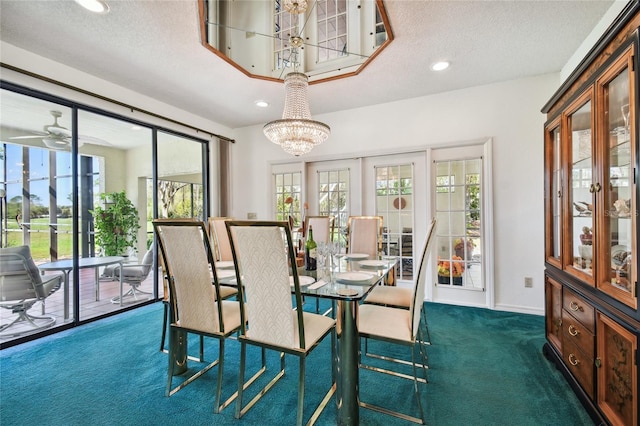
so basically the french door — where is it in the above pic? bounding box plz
[363,153,427,282]
[306,159,360,245]
[430,142,492,308]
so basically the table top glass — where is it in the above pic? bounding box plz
[39,256,125,270]
[217,256,398,301]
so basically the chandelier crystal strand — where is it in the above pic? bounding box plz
[263,72,330,156]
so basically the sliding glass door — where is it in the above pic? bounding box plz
[0,85,210,347]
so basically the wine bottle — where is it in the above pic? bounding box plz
[305,225,317,271]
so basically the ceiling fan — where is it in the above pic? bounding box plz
[10,110,110,150]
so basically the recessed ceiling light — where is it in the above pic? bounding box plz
[74,0,110,14]
[255,100,269,108]
[431,61,450,71]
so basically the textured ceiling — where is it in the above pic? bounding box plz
[0,0,617,130]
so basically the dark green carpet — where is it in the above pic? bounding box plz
[0,302,593,425]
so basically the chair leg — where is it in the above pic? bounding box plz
[298,356,305,426]
[234,342,247,420]
[0,309,56,337]
[359,340,427,424]
[214,339,225,413]
[110,283,151,304]
[236,348,286,420]
[410,343,427,424]
[421,308,432,345]
[199,335,205,362]
[160,302,168,352]
[166,329,218,398]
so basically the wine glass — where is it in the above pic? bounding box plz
[316,242,327,271]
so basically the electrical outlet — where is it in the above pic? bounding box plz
[247,212,257,220]
[524,277,533,288]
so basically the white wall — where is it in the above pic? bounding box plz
[562,0,629,81]
[230,73,560,315]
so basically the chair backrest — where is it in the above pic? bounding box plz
[0,245,42,301]
[226,220,306,349]
[208,217,233,261]
[153,220,225,334]
[305,216,334,244]
[410,218,437,339]
[347,216,383,259]
[154,217,197,302]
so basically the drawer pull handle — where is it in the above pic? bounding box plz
[569,301,582,312]
[568,325,579,336]
[568,353,580,366]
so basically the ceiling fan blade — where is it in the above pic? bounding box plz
[10,133,49,139]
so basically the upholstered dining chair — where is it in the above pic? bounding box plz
[357,217,436,424]
[0,245,62,337]
[208,216,234,261]
[226,220,336,426]
[153,220,243,414]
[346,215,383,259]
[304,215,334,244]
[155,218,237,353]
[364,218,436,344]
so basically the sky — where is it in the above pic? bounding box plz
[2,143,81,208]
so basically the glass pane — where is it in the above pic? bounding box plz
[568,100,593,276]
[0,90,77,339]
[434,158,483,289]
[551,126,562,259]
[376,164,414,280]
[604,67,633,295]
[317,168,349,243]
[79,110,154,321]
[274,171,302,223]
[157,132,204,220]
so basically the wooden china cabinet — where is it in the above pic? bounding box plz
[542,3,639,425]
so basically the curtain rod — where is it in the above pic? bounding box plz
[0,62,235,143]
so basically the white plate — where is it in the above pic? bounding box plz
[290,275,316,287]
[358,260,388,268]
[215,261,235,269]
[336,272,374,283]
[345,253,369,260]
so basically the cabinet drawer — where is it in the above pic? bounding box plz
[563,288,595,333]
[562,309,595,357]
[563,337,595,400]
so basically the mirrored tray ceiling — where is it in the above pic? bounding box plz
[198,0,393,84]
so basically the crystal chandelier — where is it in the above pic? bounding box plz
[263,1,330,156]
[264,72,330,156]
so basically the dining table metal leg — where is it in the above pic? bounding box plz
[336,298,359,425]
[62,270,70,320]
[94,267,100,301]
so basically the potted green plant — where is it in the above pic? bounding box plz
[91,191,140,256]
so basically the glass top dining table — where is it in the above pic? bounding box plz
[217,254,398,425]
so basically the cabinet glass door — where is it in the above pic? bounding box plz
[597,49,636,308]
[545,121,562,267]
[565,91,594,284]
